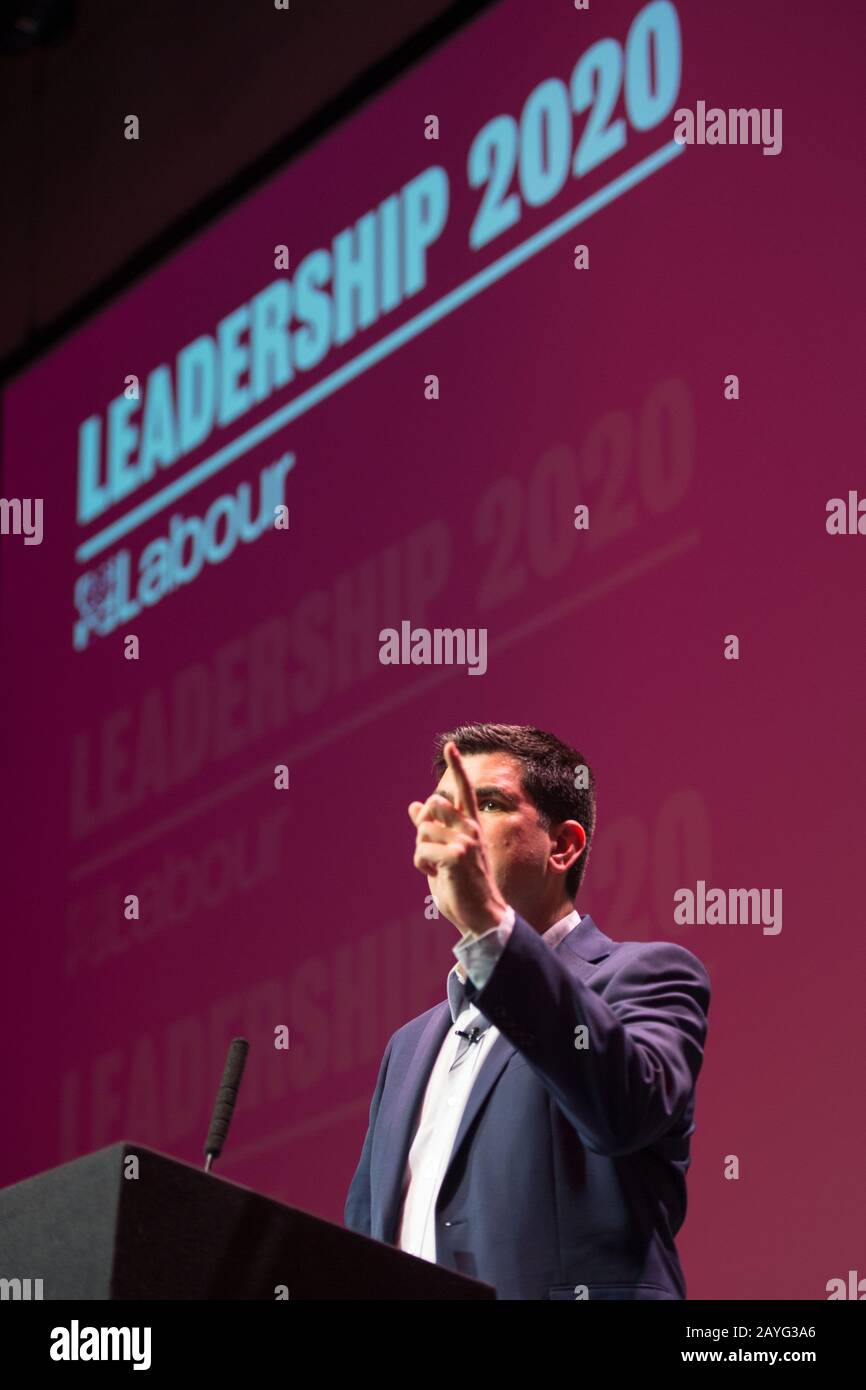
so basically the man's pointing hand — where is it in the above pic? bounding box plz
[408,740,509,937]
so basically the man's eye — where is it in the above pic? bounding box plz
[479,798,500,810]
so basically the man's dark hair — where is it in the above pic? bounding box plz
[432,723,596,901]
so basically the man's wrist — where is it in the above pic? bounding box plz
[464,897,511,938]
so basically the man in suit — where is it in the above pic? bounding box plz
[344,723,711,1300]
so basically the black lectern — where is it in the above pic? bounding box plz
[0,1142,495,1300]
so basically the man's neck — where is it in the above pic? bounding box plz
[528,901,578,934]
[495,900,578,934]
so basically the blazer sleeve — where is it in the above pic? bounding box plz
[464,913,710,1158]
[343,1033,395,1236]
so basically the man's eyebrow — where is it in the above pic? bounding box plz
[434,785,519,805]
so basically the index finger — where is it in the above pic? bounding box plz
[444,740,479,820]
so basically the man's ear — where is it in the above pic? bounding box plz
[549,819,586,875]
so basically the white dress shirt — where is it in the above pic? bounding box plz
[395,903,582,1263]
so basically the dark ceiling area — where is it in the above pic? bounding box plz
[0,0,492,375]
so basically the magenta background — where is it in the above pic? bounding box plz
[2,0,864,1300]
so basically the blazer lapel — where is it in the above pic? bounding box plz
[377,1003,453,1242]
[437,1031,517,1194]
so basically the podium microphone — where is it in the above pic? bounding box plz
[204,1037,249,1172]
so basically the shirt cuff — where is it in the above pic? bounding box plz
[453,904,516,990]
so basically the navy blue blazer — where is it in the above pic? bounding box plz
[344,911,711,1300]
